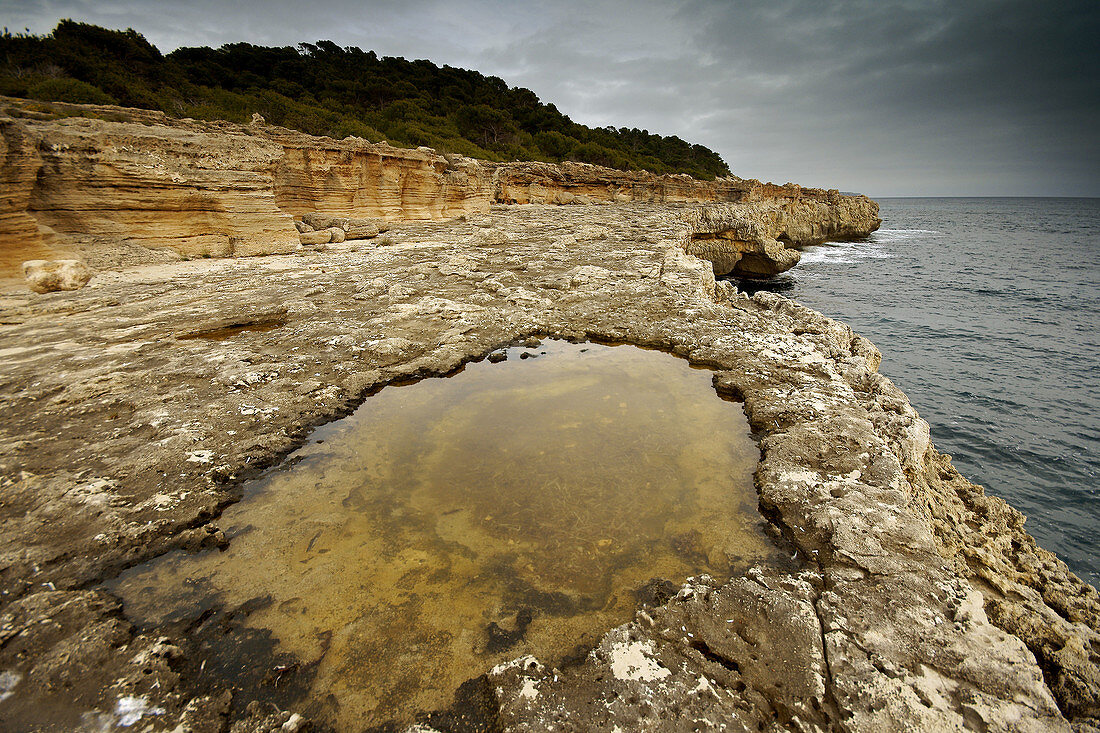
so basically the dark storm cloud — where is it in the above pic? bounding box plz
[4,0,1098,195]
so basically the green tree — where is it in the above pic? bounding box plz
[0,21,732,178]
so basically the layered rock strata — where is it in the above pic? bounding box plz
[0,104,300,270]
[0,204,1094,731]
[270,133,494,222]
[0,97,880,286]
[491,160,750,204]
[683,198,883,277]
[0,97,493,280]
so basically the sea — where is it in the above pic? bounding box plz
[736,197,1100,586]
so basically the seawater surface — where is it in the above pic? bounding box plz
[737,197,1100,585]
[109,340,779,729]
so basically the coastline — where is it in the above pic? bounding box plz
[781,197,1100,587]
[0,102,1096,730]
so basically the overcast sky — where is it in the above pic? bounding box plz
[4,0,1099,196]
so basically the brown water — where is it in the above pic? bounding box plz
[109,340,777,729]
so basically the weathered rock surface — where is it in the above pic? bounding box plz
[492,160,751,205]
[0,99,300,273]
[683,198,882,277]
[0,97,880,286]
[493,162,881,278]
[0,203,1094,731]
[296,214,382,245]
[21,259,93,293]
[271,132,494,222]
[0,97,492,281]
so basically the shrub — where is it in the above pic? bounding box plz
[27,77,116,105]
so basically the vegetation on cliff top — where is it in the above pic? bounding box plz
[0,21,731,179]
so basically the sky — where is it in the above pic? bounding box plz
[3,0,1099,196]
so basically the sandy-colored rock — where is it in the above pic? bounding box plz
[345,219,381,240]
[299,229,332,246]
[300,213,349,231]
[0,97,495,280]
[0,108,299,271]
[493,160,749,205]
[0,98,1091,733]
[22,259,93,293]
[272,135,493,223]
[0,97,879,287]
[0,204,1093,732]
[682,200,880,277]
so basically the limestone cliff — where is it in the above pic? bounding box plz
[270,131,493,222]
[0,97,493,280]
[683,195,882,277]
[492,160,882,278]
[492,160,750,204]
[0,97,881,285]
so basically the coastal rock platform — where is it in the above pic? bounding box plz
[0,202,1096,731]
[0,97,879,288]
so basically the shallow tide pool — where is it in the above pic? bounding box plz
[108,340,779,729]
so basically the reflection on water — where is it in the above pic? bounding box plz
[108,340,777,729]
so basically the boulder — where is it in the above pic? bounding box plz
[299,230,332,246]
[301,213,350,231]
[23,260,93,293]
[345,219,381,240]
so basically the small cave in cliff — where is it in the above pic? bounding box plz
[729,274,798,296]
[106,340,783,730]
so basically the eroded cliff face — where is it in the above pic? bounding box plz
[0,98,494,280]
[0,117,57,277]
[0,97,881,286]
[271,133,493,221]
[683,195,882,278]
[492,161,882,278]
[492,160,750,205]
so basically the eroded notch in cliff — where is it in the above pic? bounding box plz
[685,228,800,279]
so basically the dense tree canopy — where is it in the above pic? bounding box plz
[0,21,731,179]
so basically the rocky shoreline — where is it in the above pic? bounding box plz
[1,97,878,286]
[0,101,1097,732]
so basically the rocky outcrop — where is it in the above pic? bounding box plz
[22,259,93,293]
[0,116,68,282]
[0,99,300,269]
[0,97,880,287]
[0,204,1094,731]
[686,219,801,277]
[295,213,384,246]
[0,97,493,281]
[493,161,882,278]
[492,160,750,204]
[272,135,493,222]
[683,196,882,278]
[912,449,1100,724]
